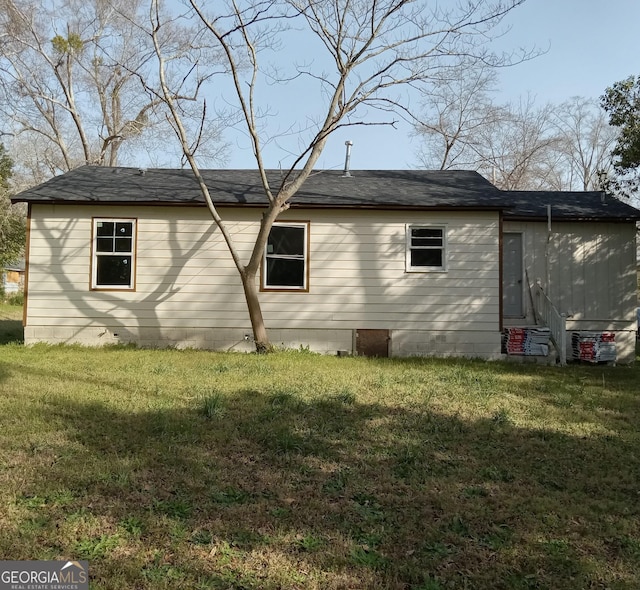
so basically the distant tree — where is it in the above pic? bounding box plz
[0,144,25,268]
[414,66,557,190]
[601,75,640,198]
[417,83,616,192]
[414,62,500,170]
[0,0,226,177]
[544,97,617,191]
[472,96,557,190]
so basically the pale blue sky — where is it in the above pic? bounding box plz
[222,0,640,171]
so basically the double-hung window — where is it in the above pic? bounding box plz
[406,225,447,272]
[262,222,309,290]
[92,218,137,289]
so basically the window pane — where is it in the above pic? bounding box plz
[115,237,132,253]
[412,228,442,239]
[96,256,132,286]
[266,258,305,287]
[411,228,442,247]
[411,249,442,268]
[96,237,114,252]
[412,237,443,247]
[116,222,133,237]
[96,222,115,237]
[268,226,305,256]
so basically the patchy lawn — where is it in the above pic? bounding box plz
[0,343,638,589]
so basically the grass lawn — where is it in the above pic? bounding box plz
[0,301,23,344]
[0,326,639,588]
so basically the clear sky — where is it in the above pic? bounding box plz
[223,0,640,171]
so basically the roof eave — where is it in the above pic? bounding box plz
[505,214,640,223]
[13,198,508,212]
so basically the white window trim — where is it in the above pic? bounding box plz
[91,217,137,290]
[262,221,309,291]
[405,224,448,273]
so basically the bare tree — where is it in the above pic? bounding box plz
[479,97,617,191]
[415,70,618,191]
[414,62,500,170]
[471,96,557,189]
[146,0,528,352]
[545,97,617,191]
[0,0,225,176]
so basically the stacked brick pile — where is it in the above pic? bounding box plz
[571,332,616,363]
[503,327,551,356]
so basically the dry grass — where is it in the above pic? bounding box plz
[0,340,639,589]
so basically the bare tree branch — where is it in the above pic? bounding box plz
[0,0,223,175]
[148,0,531,350]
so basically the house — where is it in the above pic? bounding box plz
[2,258,25,295]
[11,166,640,362]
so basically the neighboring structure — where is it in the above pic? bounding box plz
[11,166,640,362]
[2,259,25,295]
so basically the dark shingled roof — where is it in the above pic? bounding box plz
[503,190,640,221]
[11,166,640,221]
[11,166,506,210]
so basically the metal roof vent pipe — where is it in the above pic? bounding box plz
[342,140,353,177]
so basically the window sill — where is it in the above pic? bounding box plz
[405,268,447,273]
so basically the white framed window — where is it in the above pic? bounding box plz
[406,225,447,272]
[262,222,309,291]
[91,218,137,290]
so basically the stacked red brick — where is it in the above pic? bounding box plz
[503,327,551,356]
[571,332,616,363]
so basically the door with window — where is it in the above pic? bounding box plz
[503,233,524,317]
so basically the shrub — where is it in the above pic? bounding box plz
[6,292,23,306]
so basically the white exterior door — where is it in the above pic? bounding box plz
[503,233,524,317]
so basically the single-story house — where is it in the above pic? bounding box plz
[2,258,25,295]
[11,166,640,362]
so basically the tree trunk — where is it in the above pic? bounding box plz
[241,269,270,353]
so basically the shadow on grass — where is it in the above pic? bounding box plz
[0,319,23,345]
[8,385,640,589]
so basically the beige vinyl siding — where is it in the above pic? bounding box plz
[269,210,499,331]
[25,204,501,353]
[504,220,636,324]
[504,220,637,362]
